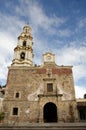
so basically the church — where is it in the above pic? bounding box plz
[2,25,85,125]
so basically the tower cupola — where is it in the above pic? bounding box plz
[12,25,34,66]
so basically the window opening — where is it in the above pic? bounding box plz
[79,109,86,120]
[20,52,25,60]
[15,92,19,98]
[47,83,53,92]
[84,94,86,99]
[43,102,57,122]
[23,41,26,46]
[13,108,18,115]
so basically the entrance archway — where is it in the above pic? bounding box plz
[43,102,58,123]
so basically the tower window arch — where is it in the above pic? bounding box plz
[23,41,26,46]
[20,52,25,60]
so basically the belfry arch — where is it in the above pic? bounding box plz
[43,102,58,123]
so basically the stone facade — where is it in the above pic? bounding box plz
[3,25,79,125]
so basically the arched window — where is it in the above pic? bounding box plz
[15,92,19,98]
[20,52,25,60]
[23,41,26,46]
[43,102,57,122]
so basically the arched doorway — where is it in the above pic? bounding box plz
[43,102,58,123]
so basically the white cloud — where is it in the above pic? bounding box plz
[75,85,86,98]
[29,3,65,35]
[55,46,86,65]
[0,12,25,38]
[58,29,73,37]
[78,18,86,28]
[54,44,86,83]
[15,0,66,36]
[73,65,86,82]
[0,32,15,85]
[0,32,15,51]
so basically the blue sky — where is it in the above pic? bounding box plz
[0,0,86,98]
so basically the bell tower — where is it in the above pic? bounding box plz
[12,25,34,66]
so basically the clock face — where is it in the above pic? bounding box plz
[43,52,55,63]
[47,56,51,60]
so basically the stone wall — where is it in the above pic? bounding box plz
[3,63,78,124]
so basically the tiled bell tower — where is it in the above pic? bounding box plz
[12,25,34,66]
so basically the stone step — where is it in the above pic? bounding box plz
[0,128,86,130]
[0,123,86,130]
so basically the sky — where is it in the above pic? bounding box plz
[0,0,86,98]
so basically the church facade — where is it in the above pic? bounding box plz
[3,25,79,125]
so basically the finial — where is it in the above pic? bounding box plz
[26,22,29,25]
[23,22,31,32]
[47,47,51,53]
